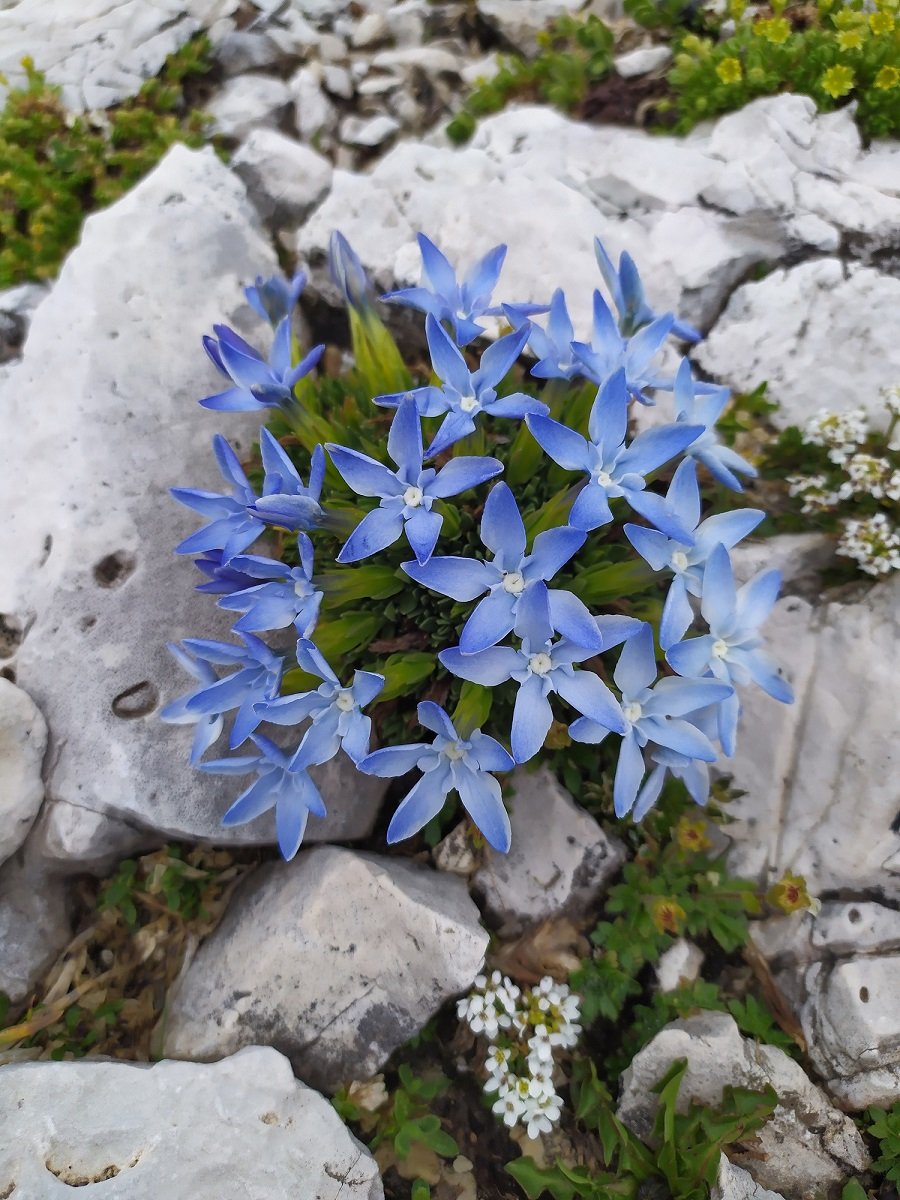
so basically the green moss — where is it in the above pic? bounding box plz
[0,37,216,287]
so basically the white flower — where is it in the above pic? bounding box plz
[842,453,897,500]
[787,474,839,514]
[492,1090,526,1127]
[485,1045,511,1076]
[881,384,900,418]
[802,407,868,459]
[522,1092,563,1139]
[837,513,900,576]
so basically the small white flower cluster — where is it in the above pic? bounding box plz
[837,513,900,576]
[458,972,581,1141]
[802,406,869,465]
[843,453,900,502]
[786,473,840,514]
[882,385,900,420]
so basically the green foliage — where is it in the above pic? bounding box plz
[98,844,216,930]
[865,1101,900,1183]
[0,38,214,286]
[507,1057,776,1199]
[447,14,614,143]
[334,1064,459,1163]
[571,821,759,1031]
[666,0,900,138]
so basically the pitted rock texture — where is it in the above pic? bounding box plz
[162,846,489,1091]
[471,767,625,933]
[618,1012,869,1197]
[0,677,47,868]
[0,1046,383,1198]
[0,850,71,1003]
[0,144,385,865]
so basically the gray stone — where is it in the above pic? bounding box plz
[472,768,625,934]
[232,127,333,225]
[697,260,900,430]
[618,1012,869,1195]
[162,847,488,1091]
[654,938,704,992]
[476,0,587,53]
[28,800,157,877]
[214,30,291,76]
[0,0,239,111]
[802,955,900,1108]
[728,533,832,592]
[207,73,292,141]
[614,45,673,78]
[323,63,354,99]
[0,282,48,361]
[0,851,72,1004]
[720,577,900,896]
[0,1046,383,1198]
[0,679,47,868]
[811,901,900,957]
[0,144,385,863]
[351,11,389,47]
[290,64,339,143]
[713,1157,786,1200]
[340,113,400,148]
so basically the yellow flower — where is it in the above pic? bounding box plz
[650,897,687,935]
[767,871,820,915]
[754,16,792,42]
[821,64,855,97]
[875,64,900,88]
[870,9,895,32]
[675,816,713,854]
[716,56,743,84]
[836,28,864,49]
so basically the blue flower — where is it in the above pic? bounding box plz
[255,638,384,766]
[327,397,502,564]
[632,745,712,821]
[377,317,547,457]
[178,632,284,749]
[570,623,732,818]
[358,701,515,851]
[623,457,764,647]
[672,360,757,491]
[594,238,701,343]
[439,585,632,764]
[246,430,326,532]
[403,481,602,654]
[383,234,544,346]
[244,271,306,328]
[527,370,703,538]
[664,542,793,756]
[172,434,266,561]
[570,290,674,405]
[503,288,582,381]
[159,643,226,765]
[193,551,261,596]
[199,733,327,861]
[329,231,374,313]
[217,533,323,635]
[201,318,324,413]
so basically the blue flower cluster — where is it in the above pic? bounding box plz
[166,235,792,859]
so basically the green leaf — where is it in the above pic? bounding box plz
[310,611,383,661]
[567,559,656,605]
[316,565,405,605]
[841,1181,869,1200]
[451,680,493,736]
[373,652,435,703]
[505,1157,580,1200]
[410,1181,431,1200]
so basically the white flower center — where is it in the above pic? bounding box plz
[594,469,612,487]
[403,485,424,508]
[671,550,689,572]
[624,702,643,723]
[460,394,478,413]
[335,690,355,713]
[502,570,525,595]
[444,742,465,760]
[712,638,729,659]
[294,578,310,597]
[528,652,553,676]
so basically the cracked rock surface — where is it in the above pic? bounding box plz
[0,677,47,868]
[161,846,489,1091]
[0,144,385,867]
[0,1045,383,1198]
[617,1011,869,1197]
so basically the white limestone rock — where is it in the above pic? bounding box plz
[232,127,333,225]
[471,768,625,933]
[728,533,832,591]
[0,679,47,868]
[0,144,385,865]
[614,45,673,78]
[802,956,900,1109]
[162,847,488,1091]
[811,902,900,957]
[0,1046,383,1199]
[290,63,339,143]
[477,0,590,53]
[654,938,704,993]
[618,1012,869,1195]
[720,577,900,896]
[713,1157,786,1200]
[0,851,72,1004]
[207,73,292,141]
[340,113,401,148]
[696,260,900,429]
[0,0,238,111]
[214,29,292,76]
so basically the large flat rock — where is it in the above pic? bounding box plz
[0,1046,383,1198]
